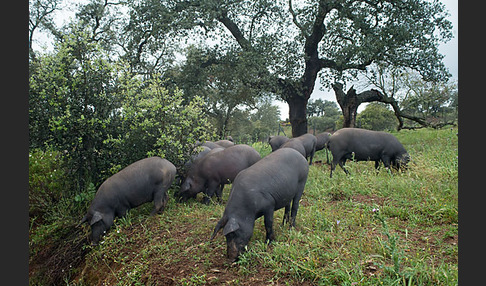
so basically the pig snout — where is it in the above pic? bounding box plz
[226,239,242,262]
[89,222,107,245]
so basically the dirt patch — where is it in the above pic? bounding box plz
[29,224,89,285]
[75,219,287,285]
[312,160,331,167]
[140,222,280,285]
[395,224,458,266]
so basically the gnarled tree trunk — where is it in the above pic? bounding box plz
[332,81,452,130]
[332,82,383,128]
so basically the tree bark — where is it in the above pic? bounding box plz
[332,82,383,128]
[286,94,308,138]
[218,3,329,138]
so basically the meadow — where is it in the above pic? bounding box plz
[29,127,458,285]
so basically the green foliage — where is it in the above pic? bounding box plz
[29,26,216,192]
[29,27,126,191]
[400,75,458,127]
[111,75,216,170]
[29,148,97,233]
[308,99,342,132]
[29,149,70,221]
[168,46,269,139]
[247,99,281,142]
[357,102,398,131]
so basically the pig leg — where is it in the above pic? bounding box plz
[202,180,220,205]
[264,210,275,243]
[308,148,315,165]
[330,156,339,178]
[151,189,168,215]
[289,192,304,228]
[339,159,350,175]
[282,204,291,226]
[381,156,392,170]
[215,183,225,203]
[374,160,380,169]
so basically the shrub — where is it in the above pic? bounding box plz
[105,76,216,176]
[357,102,398,131]
[29,149,70,224]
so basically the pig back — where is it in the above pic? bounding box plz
[201,144,261,181]
[228,148,308,208]
[315,132,331,151]
[94,157,175,209]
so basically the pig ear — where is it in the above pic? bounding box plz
[210,217,226,240]
[89,211,103,226]
[223,217,240,236]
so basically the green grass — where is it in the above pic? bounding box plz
[29,127,458,285]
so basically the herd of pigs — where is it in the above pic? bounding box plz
[79,127,410,262]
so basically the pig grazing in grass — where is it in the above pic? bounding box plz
[211,148,309,262]
[176,144,261,204]
[328,128,410,177]
[79,157,176,245]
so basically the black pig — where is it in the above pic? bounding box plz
[280,139,306,157]
[268,135,289,152]
[214,139,235,148]
[176,144,261,204]
[315,132,332,164]
[315,132,331,152]
[211,148,309,262]
[278,133,317,164]
[328,128,410,177]
[79,157,176,244]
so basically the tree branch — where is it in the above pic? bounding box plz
[305,0,330,54]
[217,10,252,51]
[288,0,307,38]
[320,58,372,72]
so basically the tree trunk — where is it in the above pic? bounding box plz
[332,83,360,128]
[332,82,384,128]
[286,95,308,138]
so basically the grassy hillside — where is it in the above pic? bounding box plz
[29,127,458,285]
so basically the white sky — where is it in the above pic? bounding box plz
[31,0,458,120]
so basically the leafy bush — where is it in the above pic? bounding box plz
[29,148,97,227]
[29,27,216,193]
[105,76,216,175]
[357,102,398,131]
[29,28,127,192]
[29,149,70,223]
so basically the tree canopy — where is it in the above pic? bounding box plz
[121,0,453,136]
[30,0,454,136]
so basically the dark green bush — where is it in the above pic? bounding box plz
[29,29,216,194]
[29,149,70,222]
